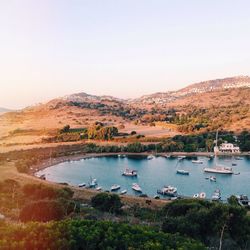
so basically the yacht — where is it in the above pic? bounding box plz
[157,185,177,197]
[122,168,137,177]
[132,183,142,192]
[212,189,221,201]
[192,159,203,164]
[176,169,190,175]
[204,165,233,174]
[110,184,121,191]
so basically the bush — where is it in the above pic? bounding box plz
[91,193,122,214]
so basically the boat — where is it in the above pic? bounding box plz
[199,192,206,199]
[122,168,137,177]
[96,186,102,191]
[110,184,121,191]
[232,162,237,166]
[78,183,86,187]
[177,156,186,160]
[235,157,243,160]
[193,193,199,199]
[212,189,221,201]
[157,185,177,197]
[154,195,160,199]
[165,154,171,158]
[147,155,154,160]
[209,176,216,182]
[236,195,250,207]
[176,169,190,175]
[132,183,142,192]
[204,166,233,174]
[120,189,127,195]
[89,177,97,188]
[118,154,126,158]
[192,160,203,164]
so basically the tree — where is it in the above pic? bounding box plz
[91,193,122,214]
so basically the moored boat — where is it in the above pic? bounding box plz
[147,155,154,160]
[176,169,190,175]
[111,184,121,191]
[204,166,233,174]
[89,177,97,188]
[120,189,127,195]
[212,189,221,201]
[177,156,186,160]
[192,160,203,164]
[157,185,177,197]
[193,193,199,199]
[209,176,216,182]
[78,183,86,187]
[96,186,102,191]
[132,183,142,192]
[122,168,137,177]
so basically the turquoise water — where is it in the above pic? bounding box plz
[36,155,250,200]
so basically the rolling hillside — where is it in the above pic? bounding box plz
[0,76,249,147]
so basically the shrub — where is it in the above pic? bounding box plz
[91,193,122,214]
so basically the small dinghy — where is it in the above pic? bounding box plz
[111,184,121,191]
[120,189,127,195]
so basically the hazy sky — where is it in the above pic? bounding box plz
[1,0,250,109]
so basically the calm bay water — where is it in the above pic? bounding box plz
[36,155,250,200]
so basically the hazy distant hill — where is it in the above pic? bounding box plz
[0,76,249,142]
[0,107,12,114]
[131,76,250,105]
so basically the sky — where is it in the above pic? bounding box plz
[1,0,250,109]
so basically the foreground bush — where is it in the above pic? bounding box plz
[91,193,122,214]
[0,220,205,250]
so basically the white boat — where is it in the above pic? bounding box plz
[89,177,97,188]
[199,192,206,199]
[209,176,216,182]
[147,155,154,160]
[157,185,177,197]
[165,154,171,158]
[78,183,86,187]
[122,168,137,177]
[176,169,190,175]
[111,184,121,191]
[120,189,127,195]
[178,156,186,160]
[96,186,102,191]
[204,166,233,174]
[212,189,221,201]
[192,160,203,164]
[132,183,142,192]
[193,193,199,198]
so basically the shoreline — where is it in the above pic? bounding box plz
[31,151,250,175]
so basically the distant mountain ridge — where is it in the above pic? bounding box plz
[131,75,250,105]
[0,107,12,114]
[61,92,124,103]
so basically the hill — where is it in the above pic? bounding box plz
[0,107,12,114]
[131,75,250,106]
[0,76,249,147]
